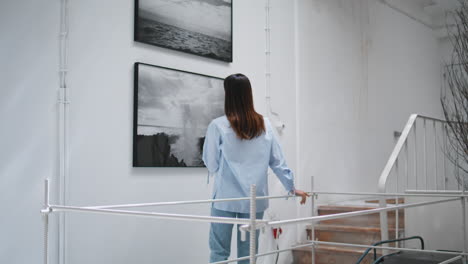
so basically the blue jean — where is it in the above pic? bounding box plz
[209,207,264,264]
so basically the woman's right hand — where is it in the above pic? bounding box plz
[294,189,310,205]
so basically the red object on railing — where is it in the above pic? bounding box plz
[272,227,282,239]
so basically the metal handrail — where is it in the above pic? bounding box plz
[378,114,417,193]
[376,114,456,244]
[84,194,297,210]
[354,236,424,264]
[377,114,448,194]
[371,236,424,261]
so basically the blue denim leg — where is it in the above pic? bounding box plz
[209,208,236,263]
[236,211,264,264]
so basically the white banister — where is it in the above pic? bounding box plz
[377,114,467,261]
[378,114,418,193]
[378,114,418,242]
[42,177,467,264]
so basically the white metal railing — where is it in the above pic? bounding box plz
[377,114,467,260]
[377,114,465,194]
[41,177,468,264]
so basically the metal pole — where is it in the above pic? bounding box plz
[405,141,409,190]
[249,185,257,264]
[311,176,316,264]
[414,124,418,189]
[51,205,258,225]
[396,159,400,193]
[86,194,295,210]
[395,195,399,247]
[58,1,70,264]
[433,121,438,190]
[42,179,50,264]
[462,195,467,264]
[379,197,389,254]
[442,124,447,191]
[457,146,461,191]
[423,119,427,189]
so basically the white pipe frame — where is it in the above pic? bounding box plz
[42,177,468,264]
[84,194,297,210]
[42,112,467,264]
[42,179,50,264]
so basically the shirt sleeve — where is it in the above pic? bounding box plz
[202,121,222,173]
[268,122,295,193]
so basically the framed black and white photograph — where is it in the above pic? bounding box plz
[133,62,224,167]
[134,0,233,62]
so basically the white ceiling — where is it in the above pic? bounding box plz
[423,0,460,17]
[383,0,461,37]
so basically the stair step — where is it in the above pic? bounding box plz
[365,198,405,204]
[306,224,404,245]
[292,244,383,264]
[308,224,403,233]
[318,205,405,228]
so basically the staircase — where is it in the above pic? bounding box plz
[292,199,405,264]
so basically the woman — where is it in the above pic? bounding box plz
[203,73,309,263]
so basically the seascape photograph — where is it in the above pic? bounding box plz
[135,0,232,62]
[133,63,225,167]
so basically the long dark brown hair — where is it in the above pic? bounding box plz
[224,73,265,140]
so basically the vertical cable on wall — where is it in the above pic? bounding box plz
[58,0,70,263]
[265,0,285,131]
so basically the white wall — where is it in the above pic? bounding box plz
[2,0,458,263]
[295,0,444,195]
[364,0,443,189]
[0,0,60,263]
[401,24,466,253]
[295,0,368,211]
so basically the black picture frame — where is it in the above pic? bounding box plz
[133,62,225,167]
[134,0,233,63]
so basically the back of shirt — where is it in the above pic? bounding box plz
[203,115,294,213]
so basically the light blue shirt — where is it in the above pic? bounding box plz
[202,115,295,213]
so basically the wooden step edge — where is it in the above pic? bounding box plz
[306,224,404,233]
[366,198,405,204]
[292,244,382,255]
[318,208,406,217]
[318,205,377,212]
[318,206,405,214]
